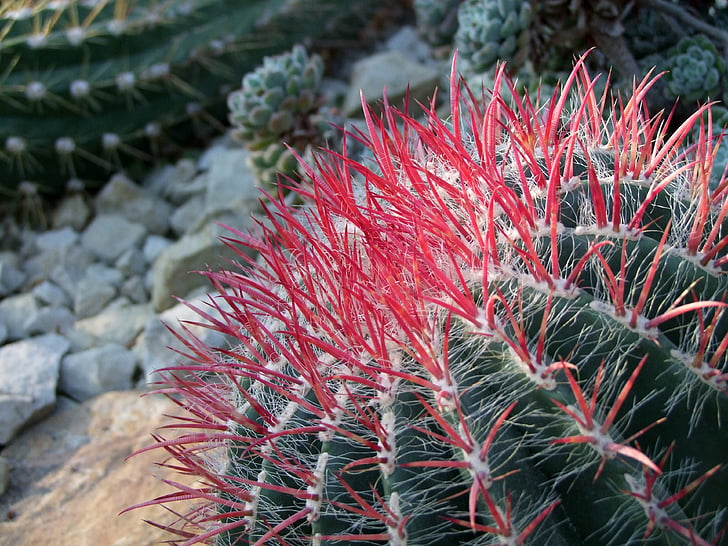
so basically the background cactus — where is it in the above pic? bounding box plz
[663,34,727,104]
[227,45,324,187]
[412,0,463,47]
[454,0,533,74]
[129,55,728,544]
[0,0,389,196]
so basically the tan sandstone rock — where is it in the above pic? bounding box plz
[0,391,195,546]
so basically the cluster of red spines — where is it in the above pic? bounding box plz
[125,52,728,545]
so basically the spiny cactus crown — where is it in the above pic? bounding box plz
[128,54,728,545]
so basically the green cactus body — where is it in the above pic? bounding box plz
[0,0,385,195]
[128,55,728,544]
[664,34,727,104]
[454,0,533,74]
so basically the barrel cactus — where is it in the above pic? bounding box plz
[129,54,728,544]
[227,44,324,186]
[454,0,533,74]
[0,0,387,195]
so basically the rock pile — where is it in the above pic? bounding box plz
[0,134,261,448]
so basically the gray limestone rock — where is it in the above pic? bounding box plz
[0,456,8,497]
[145,157,204,205]
[150,220,254,312]
[25,306,76,336]
[0,293,40,341]
[72,302,151,348]
[0,258,26,297]
[0,334,70,444]
[169,195,205,237]
[32,280,71,308]
[51,193,91,231]
[59,343,138,401]
[343,50,440,117]
[119,275,148,304]
[136,293,232,384]
[72,276,117,319]
[143,234,173,263]
[0,317,7,345]
[115,247,148,277]
[34,227,79,253]
[48,244,96,297]
[95,173,172,235]
[80,214,147,263]
[203,147,259,217]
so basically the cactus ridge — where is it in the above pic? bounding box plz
[128,54,728,545]
[0,0,389,194]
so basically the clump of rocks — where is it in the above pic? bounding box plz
[0,133,263,448]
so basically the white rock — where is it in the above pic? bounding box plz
[385,25,432,63]
[120,275,148,304]
[0,263,26,297]
[135,293,232,384]
[0,334,70,444]
[0,253,26,296]
[51,193,91,231]
[169,195,205,237]
[150,219,254,311]
[80,214,147,263]
[32,280,70,307]
[59,343,138,401]
[73,302,151,347]
[203,147,259,217]
[95,173,172,234]
[115,247,148,277]
[145,157,204,204]
[343,50,440,117]
[197,137,232,171]
[72,276,117,319]
[49,245,96,297]
[25,306,76,336]
[142,234,172,263]
[34,227,79,253]
[85,263,124,288]
[0,292,40,340]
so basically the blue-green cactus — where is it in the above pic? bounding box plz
[664,34,726,103]
[227,44,324,186]
[228,45,323,149]
[413,0,463,47]
[454,0,533,74]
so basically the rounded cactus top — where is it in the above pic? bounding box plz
[227,44,324,147]
[413,0,462,46]
[454,0,533,74]
[664,34,727,103]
